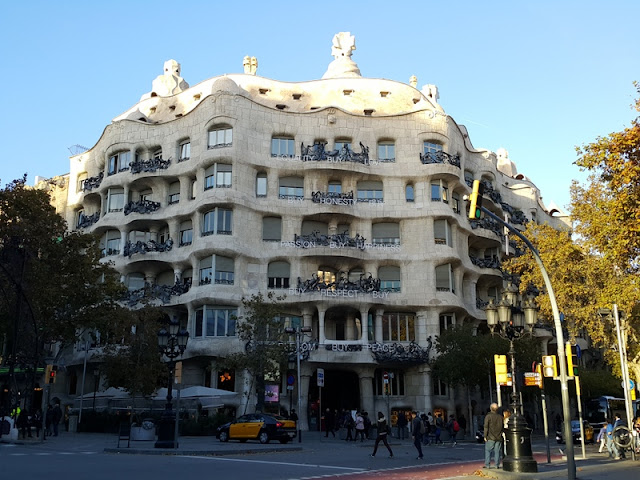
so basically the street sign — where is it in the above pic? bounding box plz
[621,379,635,390]
[317,368,324,387]
[498,373,512,387]
[383,371,389,384]
[524,372,542,388]
[287,374,295,386]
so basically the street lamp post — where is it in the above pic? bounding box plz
[285,325,312,443]
[92,367,100,412]
[485,286,539,473]
[155,317,189,449]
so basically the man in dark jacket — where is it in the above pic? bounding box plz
[411,411,424,459]
[484,403,503,469]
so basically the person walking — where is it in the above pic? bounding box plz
[411,411,424,459]
[397,411,408,440]
[363,411,372,439]
[33,409,43,438]
[324,408,335,438]
[355,412,366,441]
[370,412,393,458]
[345,411,355,441]
[458,414,467,439]
[45,404,53,437]
[447,414,459,446]
[434,412,444,444]
[484,403,504,469]
[51,402,62,437]
[597,420,608,453]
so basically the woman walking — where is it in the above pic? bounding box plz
[371,412,393,458]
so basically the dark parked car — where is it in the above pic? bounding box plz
[556,420,594,444]
[216,413,296,444]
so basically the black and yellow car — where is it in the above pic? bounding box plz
[556,420,595,444]
[216,414,296,444]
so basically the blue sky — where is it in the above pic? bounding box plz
[1,0,638,211]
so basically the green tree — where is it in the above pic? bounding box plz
[225,292,290,413]
[0,176,125,410]
[432,324,540,423]
[99,307,168,402]
[504,84,640,386]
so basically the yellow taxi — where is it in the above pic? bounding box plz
[216,413,296,444]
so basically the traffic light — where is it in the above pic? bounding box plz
[566,342,579,377]
[468,179,485,219]
[47,365,57,384]
[541,355,558,378]
[494,354,508,384]
[174,361,183,385]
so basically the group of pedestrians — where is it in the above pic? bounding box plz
[1,402,63,441]
[596,413,633,460]
[323,408,372,441]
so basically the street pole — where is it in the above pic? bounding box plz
[614,304,636,461]
[295,331,302,443]
[480,206,575,479]
[79,341,89,425]
[541,380,551,463]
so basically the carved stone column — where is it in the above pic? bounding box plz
[360,308,370,344]
[299,374,311,431]
[359,373,375,414]
[375,309,384,342]
[318,309,326,344]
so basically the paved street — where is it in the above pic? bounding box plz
[1,431,638,480]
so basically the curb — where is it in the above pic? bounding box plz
[104,446,304,456]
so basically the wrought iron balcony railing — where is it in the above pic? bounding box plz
[129,157,171,174]
[82,172,104,192]
[301,142,370,164]
[124,199,161,216]
[76,212,100,229]
[419,151,461,168]
[123,238,174,257]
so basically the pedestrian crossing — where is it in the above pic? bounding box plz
[1,445,98,456]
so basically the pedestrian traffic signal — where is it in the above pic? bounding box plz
[566,342,579,377]
[468,179,485,219]
[541,355,557,378]
[47,365,57,384]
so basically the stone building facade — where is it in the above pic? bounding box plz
[54,33,569,428]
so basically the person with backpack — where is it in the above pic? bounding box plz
[411,411,424,459]
[447,414,459,446]
[434,412,444,444]
[370,412,393,458]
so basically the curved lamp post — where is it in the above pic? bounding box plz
[485,285,538,473]
[155,317,189,449]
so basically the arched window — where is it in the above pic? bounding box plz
[179,139,191,161]
[405,184,415,202]
[202,208,233,236]
[205,163,232,189]
[431,180,448,203]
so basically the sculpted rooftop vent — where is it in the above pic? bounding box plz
[364,109,374,116]
[193,93,201,100]
[343,89,354,96]
[169,105,176,111]
[276,104,287,110]
[259,88,269,94]
[292,94,302,100]
[310,106,320,110]
[380,91,389,97]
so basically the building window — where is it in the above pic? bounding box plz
[194,306,237,337]
[107,151,131,175]
[208,127,233,149]
[435,263,454,293]
[382,313,415,342]
[180,220,193,246]
[335,139,352,151]
[262,217,282,242]
[373,369,405,396]
[268,261,290,289]
[202,208,233,236]
[451,192,460,214]
[377,142,395,163]
[439,313,455,332]
[279,176,304,199]
[153,148,162,160]
[301,220,328,236]
[204,164,232,190]
[271,137,295,158]
[75,209,85,228]
[431,180,448,203]
[168,182,180,205]
[179,141,191,161]
[77,173,87,193]
[464,170,474,187]
[199,257,212,285]
[328,181,342,194]
[423,141,443,162]
[405,184,414,202]
[127,273,145,291]
[357,180,383,203]
[215,255,235,285]
[434,219,452,246]
[107,188,124,213]
[379,266,401,292]
[139,189,152,202]
[256,173,267,197]
[372,222,400,245]
[433,376,447,396]
[102,230,120,257]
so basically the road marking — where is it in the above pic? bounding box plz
[187,456,364,471]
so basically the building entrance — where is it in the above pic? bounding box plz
[310,369,360,412]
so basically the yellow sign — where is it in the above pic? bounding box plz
[494,354,508,384]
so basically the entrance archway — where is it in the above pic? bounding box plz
[310,369,360,413]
